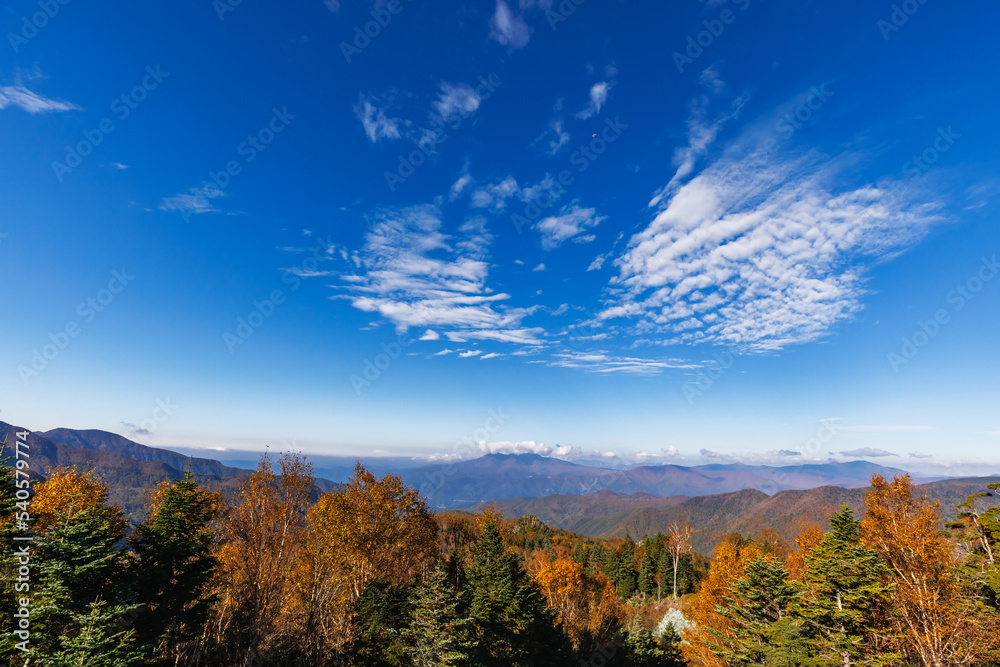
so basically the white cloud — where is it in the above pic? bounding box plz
[110,162,129,170]
[354,95,401,143]
[159,186,224,216]
[0,85,80,114]
[434,82,481,124]
[587,254,606,271]
[480,352,502,359]
[839,448,895,458]
[549,350,698,375]
[576,82,611,120]
[450,173,472,200]
[339,206,544,345]
[649,92,748,206]
[535,118,570,155]
[536,204,605,250]
[836,425,936,432]
[601,141,941,351]
[488,0,531,49]
[419,329,440,341]
[532,263,546,272]
[478,440,549,455]
[470,177,519,210]
[698,65,725,94]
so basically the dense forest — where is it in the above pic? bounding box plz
[2,442,999,666]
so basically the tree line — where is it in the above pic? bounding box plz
[1,450,998,666]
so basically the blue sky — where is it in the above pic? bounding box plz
[2,0,999,473]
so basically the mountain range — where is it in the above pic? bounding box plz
[3,421,989,555]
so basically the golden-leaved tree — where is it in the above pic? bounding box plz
[305,462,439,656]
[207,451,314,666]
[861,473,1000,667]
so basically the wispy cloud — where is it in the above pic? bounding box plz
[838,448,896,458]
[338,206,544,345]
[576,82,611,120]
[536,204,605,250]
[159,186,224,216]
[488,0,531,49]
[469,177,519,211]
[0,85,81,114]
[434,82,481,124]
[836,425,936,432]
[354,95,402,143]
[600,132,941,351]
[535,118,570,155]
[649,88,748,206]
[549,350,698,375]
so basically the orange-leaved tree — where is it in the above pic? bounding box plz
[207,451,314,666]
[861,473,1000,667]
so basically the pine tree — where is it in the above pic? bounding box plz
[616,538,639,598]
[405,562,474,666]
[656,551,673,600]
[714,558,807,666]
[130,468,218,662]
[31,504,141,665]
[638,548,657,598]
[657,623,688,667]
[948,485,1000,609]
[795,506,898,666]
[466,515,568,666]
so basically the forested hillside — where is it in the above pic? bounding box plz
[2,442,998,666]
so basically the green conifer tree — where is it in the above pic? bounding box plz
[794,506,898,667]
[715,558,813,666]
[130,469,217,662]
[405,562,474,666]
[31,504,141,665]
[466,518,569,666]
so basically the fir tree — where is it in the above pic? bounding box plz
[795,506,898,666]
[130,468,217,662]
[405,562,474,666]
[715,558,807,666]
[31,504,141,665]
[617,538,639,598]
[466,517,569,666]
[638,548,658,598]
